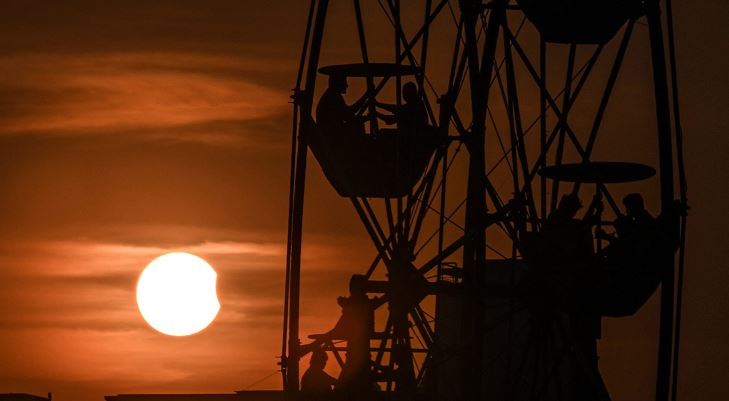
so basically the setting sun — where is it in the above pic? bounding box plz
[136,252,220,336]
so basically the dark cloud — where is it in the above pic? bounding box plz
[0,1,310,56]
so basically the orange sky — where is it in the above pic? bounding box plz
[0,1,728,401]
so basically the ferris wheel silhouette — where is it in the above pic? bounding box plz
[281,1,688,400]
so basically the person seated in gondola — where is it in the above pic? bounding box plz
[539,193,603,266]
[597,193,656,265]
[375,82,429,139]
[616,193,655,239]
[316,73,368,137]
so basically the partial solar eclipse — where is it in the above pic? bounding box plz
[136,252,220,336]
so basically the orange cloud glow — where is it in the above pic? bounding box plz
[0,53,286,142]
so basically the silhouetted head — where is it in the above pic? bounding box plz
[623,193,645,218]
[402,82,418,103]
[349,274,368,296]
[328,74,348,94]
[557,194,582,218]
[309,348,328,369]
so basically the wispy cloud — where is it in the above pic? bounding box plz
[0,53,289,143]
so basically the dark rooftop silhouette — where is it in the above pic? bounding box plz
[0,394,51,401]
[105,392,283,401]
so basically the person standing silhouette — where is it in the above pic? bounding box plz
[310,274,385,399]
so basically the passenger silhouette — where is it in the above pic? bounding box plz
[309,274,385,399]
[598,193,656,265]
[301,347,337,397]
[617,193,654,238]
[376,82,428,137]
[316,74,366,136]
[540,193,602,265]
[537,193,610,401]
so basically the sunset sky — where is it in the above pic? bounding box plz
[0,1,727,401]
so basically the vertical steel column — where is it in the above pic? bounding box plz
[539,37,547,219]
[420,0,433,101]
[459,0,502,400]
[285,0,329,394]
[282,0,316,387]
[645,1,676,401]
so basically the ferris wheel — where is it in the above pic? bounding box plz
[281,1,688,400]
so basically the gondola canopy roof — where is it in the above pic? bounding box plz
[538,161,656,183]
[319,63,421,77]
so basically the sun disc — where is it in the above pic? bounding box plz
[136,252,220,336]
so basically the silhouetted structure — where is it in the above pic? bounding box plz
[283,1,688,401]
[518,0,642,44]
[105,393,283,401]
[0,394,51,401]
